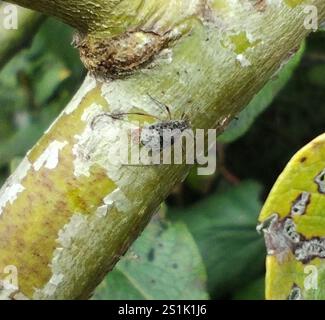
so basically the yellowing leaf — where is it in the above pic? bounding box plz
[258,133,325,300]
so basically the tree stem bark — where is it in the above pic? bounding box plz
[0,0,324,299]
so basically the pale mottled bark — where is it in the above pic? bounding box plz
[0,0,324,299]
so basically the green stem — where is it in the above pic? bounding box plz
[0,0,324,300]
[4,0,149,35]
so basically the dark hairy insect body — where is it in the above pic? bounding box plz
[140,119,191,151]
[91,95,191,151]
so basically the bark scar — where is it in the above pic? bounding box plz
[73,29,179,79]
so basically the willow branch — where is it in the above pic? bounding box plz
[5,0,145,35]
[0,0,324,300]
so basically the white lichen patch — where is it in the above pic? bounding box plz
[57,214,86,248]
[100,81,175,118]
[95,188,131,217]
[12,292,29,300]
[65,74,97,115]
[101,82,145,114]
[35,273,65,297]
[236,54,252,67]
[0,285,19,300]
[0,157,31,216]
[266,0,283,8]
[139,0,207,34]
[72,103,116,177]
[72,102,140,187]
[14,157,32,180]
[246,31,260,44]
[33,141,68,172]
[95,205,110,218]
[0,184,24,216]
[33,213,88,299]
[33,207,131,299]
[80,103,105,124]
[220,30,259,68]
[145,48,174,71]
[104,188,131,213]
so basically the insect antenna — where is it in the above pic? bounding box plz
[91,113,123,129]
[148,94,172,120]
[91,111,162,129]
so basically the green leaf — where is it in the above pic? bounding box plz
[170,181,265,298]
[93,218,209,300]
[37,18,83,75]
[218,43,305,143]
[0,18,84,168]
[232,277,265,300]
[308,64,325,87]
[30,52,69,106]
[0,105,59,167]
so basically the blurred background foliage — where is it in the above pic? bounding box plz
[0,13,324,300]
